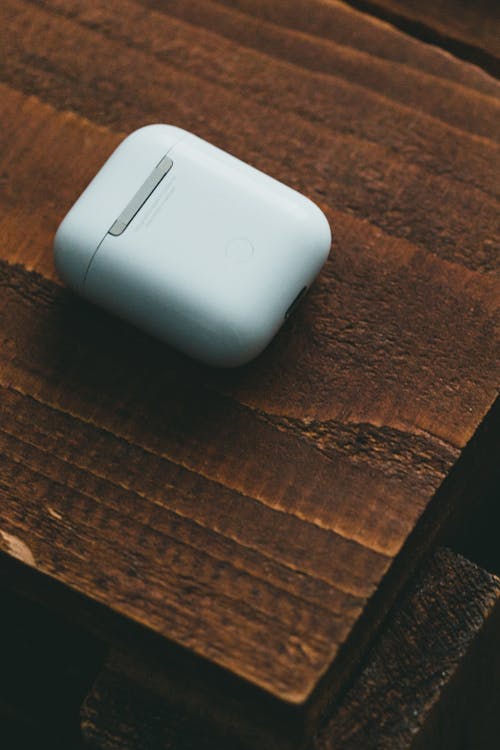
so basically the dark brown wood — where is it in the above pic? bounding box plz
[0,0,499,745]
[79,547,500,749]
[341,0,500,77]
[168,0,500,95]
[319,546,500,749]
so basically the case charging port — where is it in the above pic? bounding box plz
[285,286,308,320]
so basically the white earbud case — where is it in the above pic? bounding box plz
[54,125,331,366]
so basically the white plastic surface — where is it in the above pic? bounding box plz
[54,125,186,292]
[54,125,331,366]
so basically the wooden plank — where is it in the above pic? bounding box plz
[0,3,499,273]
[341,0,500,77]
[0,0,499,742]
[158,0,500,96]
[79,548,500,749]
[319,547,500,749]
[1,5,500,265]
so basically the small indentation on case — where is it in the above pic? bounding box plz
[225,238,254,262]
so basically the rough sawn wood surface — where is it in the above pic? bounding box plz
[0,0,498,731]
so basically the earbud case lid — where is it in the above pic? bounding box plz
[54,125,186,292]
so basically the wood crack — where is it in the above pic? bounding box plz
[342,0,500,79]
[253,411,460,489]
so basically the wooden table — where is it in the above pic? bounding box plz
[0,1,499,747]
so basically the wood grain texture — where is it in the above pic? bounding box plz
[0,0,499,736]
[79,548,500,749]
[343,0,500,77]
[172,0,500,96]
[318,547,500,749]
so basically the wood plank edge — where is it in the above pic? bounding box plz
[341,0,500,78]
[302,394,500,729]
[78,546,500,749]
